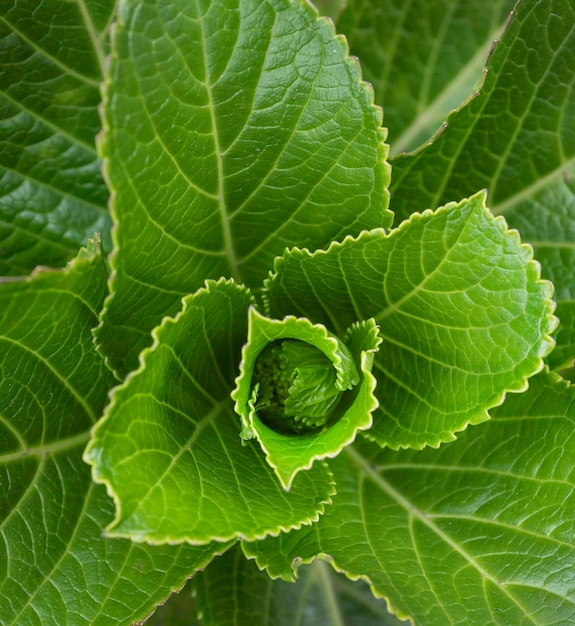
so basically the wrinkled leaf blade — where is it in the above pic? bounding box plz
[336,0,516,154]
[97,0,392,376]
[86,279,335,544]
[389,0,575,370]
[244,371,575,625]
[265,191,556,449]
[0,0,112,274]
[0,240,224,625]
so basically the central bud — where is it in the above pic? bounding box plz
[253,339,344,434]
[232,307,381,489]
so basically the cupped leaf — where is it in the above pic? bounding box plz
[0,0,113,275]
[0,240,226,626]
[86,279,335,544]
[389,0,575,369]
[235,308,360,437]
[244,371,575,626]
[233,308,380,489]
[193,544,403,626]
[265,191,557,449]
[96,0,392,376]
[336,0,516,154]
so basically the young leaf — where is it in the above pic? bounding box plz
[192,544,403,626]
[0,240,226,625]
[336,0,516,154]
[389,0,575,370]
[86,279,335,544]
[265,191,556,450]
[233,309,380,489]
[0,0,112,274]
[244,371,575,626]
[96,0,392,376]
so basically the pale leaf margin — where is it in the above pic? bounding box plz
[264,191,559,449]
[232,309,381,489]
[84,278,336,545]
[84,278,252,543]
[374,191,559,449]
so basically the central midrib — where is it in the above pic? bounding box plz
[198,12,242,283]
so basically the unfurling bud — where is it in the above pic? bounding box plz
[232,307,381,489]
[253,338,357,434]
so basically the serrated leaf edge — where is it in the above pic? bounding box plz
[84,278,254,544]
[265,190,558,450]
[389,2,518,161]
[92,0,394,379]
[305,0,392,210]
[0,233,104,285]
[233,314,381,489]
[85,278,337,545]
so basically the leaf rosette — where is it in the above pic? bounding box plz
[233,308,381,489]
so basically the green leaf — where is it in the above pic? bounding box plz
[0,0,112,275]
[86,279,335,544]
[389,0,575,369]
[0,240,225,625]
[193,544,404,625]
[336,0,516,154]
[232,308,380,489]
[244,371,575,625]
[265,191,557,449]
[96,0,392,376]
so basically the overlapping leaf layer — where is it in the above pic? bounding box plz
[1,0,575,625]
[386,0,575,370]
[86,280,336,544]
[266,192,556,449]
[96,0,392,376]
[0,242,228,625]
[245,371,575,625]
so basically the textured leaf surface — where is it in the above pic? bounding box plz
[97,0,392,376]
[0,241,225,625]
[390,0,575,370]
[232,309,380,489]
[265,192,556,449]
[86,280,335,544]
[244,371,575,626]
[0,0,112,275]
[336,0,515,154]
[193,544,404,626]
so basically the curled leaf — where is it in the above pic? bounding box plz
[264,191,558,450]
[232,308,381,489]
[85,280,334,544]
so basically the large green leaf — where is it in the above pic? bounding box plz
[86,279,335,544]
[265,191,556,449]
[0,240,226,625]
[389,0,575,370]
[193,544,405,625]
[244,370,575,625]
[96,0,392,376]
[336,0,516,154]
[0,0,112,275]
